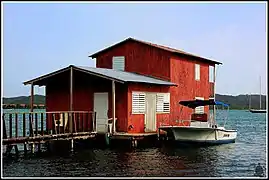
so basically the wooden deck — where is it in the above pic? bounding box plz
[3,132,97,145]
[2,111,97,154]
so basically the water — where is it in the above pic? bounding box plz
[2,109,267,177]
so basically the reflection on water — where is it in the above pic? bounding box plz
[2,143,264,177]
[2,110,267,177]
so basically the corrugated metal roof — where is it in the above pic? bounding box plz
[89,37,222,65]
[24,65,177,86]
[75,66,176,86]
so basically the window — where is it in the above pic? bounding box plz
[209,65,214,82]
[156,93,170,113]
[112,56,125,71]
[195,97,204,114]
[132,92,145,114]
[195,64,200,81]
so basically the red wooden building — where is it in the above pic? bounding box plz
[23,37,222,134]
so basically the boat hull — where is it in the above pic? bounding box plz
[249,109,266,113]
[159,126,237,145]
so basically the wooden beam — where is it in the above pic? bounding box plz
[112,80,116,133]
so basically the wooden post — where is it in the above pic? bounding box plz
[112,80,116,133]
[69,66,73,133]
[213,65,216,126]
[30,83,34,112]
[30,83,35,137]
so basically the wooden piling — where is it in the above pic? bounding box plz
[31,143,35,154]
[15,145,19,157]
[24,143,27,155]
[38,143,41,153]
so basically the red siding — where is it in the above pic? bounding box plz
[45,70,129,132]
[169,56,213,124]
[96,41,171,81]
[45,39,216,133]
[127,83,170,133]
[46,71,70,130]
[94,41,215,131]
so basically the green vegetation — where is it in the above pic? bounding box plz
[2,94,267,110]
[3,95,45,105]
[215,94,266,110]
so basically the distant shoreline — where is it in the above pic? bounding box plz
[2,94,267,110]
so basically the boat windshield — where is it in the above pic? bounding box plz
[178,99,229,109]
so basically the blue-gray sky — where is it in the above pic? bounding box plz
[2,2,267,97]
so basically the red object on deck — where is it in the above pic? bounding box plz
[191,113,208,122]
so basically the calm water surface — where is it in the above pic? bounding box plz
[2,109,267,177]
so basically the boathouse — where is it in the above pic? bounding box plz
[23,37,222,135]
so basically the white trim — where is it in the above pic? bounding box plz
[195,64,200,81]
[209,65,214,82]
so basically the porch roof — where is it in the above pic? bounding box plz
[23,65,177,86]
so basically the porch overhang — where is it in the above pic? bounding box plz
[23,65,177,87]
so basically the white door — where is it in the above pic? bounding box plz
[145,93,157,132]
[94,92,109,134]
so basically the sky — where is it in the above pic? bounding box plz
[2,2,267,97]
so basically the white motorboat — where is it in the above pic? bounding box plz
[159,99,237,145]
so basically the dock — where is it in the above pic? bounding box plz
[2,111,97,156]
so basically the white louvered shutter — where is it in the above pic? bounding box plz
[156,93,170,113]
[132,92,145,114]
[112,56,125,71]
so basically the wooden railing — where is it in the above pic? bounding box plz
[2,111,97,144]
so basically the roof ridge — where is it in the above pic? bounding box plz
[89,37,222,65]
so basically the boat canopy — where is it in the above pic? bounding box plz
[179,99,229,109]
